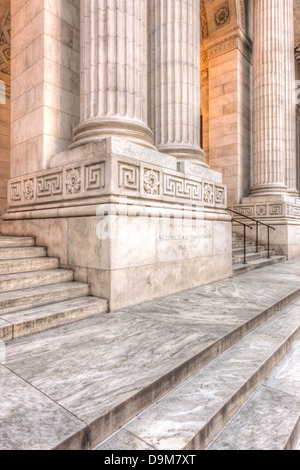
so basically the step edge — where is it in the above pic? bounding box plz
[53,288,300,450]
[193,326,300,451]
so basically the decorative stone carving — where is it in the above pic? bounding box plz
[85,163,105,191]
[37,174,63,198]
[269,204,283,216]
[66,169,81,195]
[215,186,226,205]
[256,205,267,217]
[214,2,230,29]
[10,182,21,202]
[118,164,140,191]
[8,155,227,210]
[0,7,10,77]
[295,41,300,64]
[204,183,214,204]
[200,0,209,39]
[144,170,160,196]
[23,180,35,201]
[164,176,202,201]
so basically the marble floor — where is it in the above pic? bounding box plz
[208,340,300,450]
[1,259,300,450]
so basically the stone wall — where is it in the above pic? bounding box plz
[11,0,80,177]
[0,1,10,215]
[206,32,252,206]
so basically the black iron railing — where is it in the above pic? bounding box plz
[228,208,276,264]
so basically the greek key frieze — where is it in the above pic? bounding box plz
[163,175,202,201]
[37,173,63,198]
[118,163,140,191]
[85,162,105,191]
[10,181,22,203]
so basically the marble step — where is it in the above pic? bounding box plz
[232,250,276,265]
[0,282,90,315]
[232,245,265,256]
[0,297,108,340]
[208,341,300,450]
[0,257,59,275]
[232,241,257,248]
[233,256,286,275]
[0,269,74,294]
[96,300,300,451]
[0,236,35,248]
[2,258,300,450]
[0,246,47,260]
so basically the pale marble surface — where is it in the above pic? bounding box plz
[209,386,300,450]
[0,365,85,450]
[97,429,154,451]
[2,258,300,449]
[96,297,300,450]
[264,340,300,398]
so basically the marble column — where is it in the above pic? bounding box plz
[283,0,298,196]
[251,0,290,196]
[150,0,206,165]
[72,0,154,149]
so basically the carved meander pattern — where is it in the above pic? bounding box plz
[8,158,226,210]
[232,203,300,219]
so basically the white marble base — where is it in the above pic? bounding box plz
[2,138,232,310]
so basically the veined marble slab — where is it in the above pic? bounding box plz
[264,340,300,399]
[208,386,300,450]
[0,365,85,450]
[2,258,300,450]
[98,300,300,450]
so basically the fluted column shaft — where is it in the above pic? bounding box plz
[283,0,298,196]
[72,0,154,149]
[251,0,288,196]
[150,0,206,165]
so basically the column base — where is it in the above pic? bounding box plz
[71,117,155,151]
[231,197,300,260]
[157,144,208,168]
[3,138,231,311]
[250,183,288,197]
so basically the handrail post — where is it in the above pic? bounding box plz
[243,224,247,264]
[267,227,270,259]
[256,221,259,253]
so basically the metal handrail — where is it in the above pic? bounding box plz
[227,208,276,230]
[228,208,276,259]
[232,218,253,265]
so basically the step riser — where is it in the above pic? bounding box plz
[0,285,90,315]
[0,259,59,275]
[0,238,35,248]
[0,248,47,260]
[232,243,257,249]
[0,271,74,294]
[232,252,275,265]
[188,328,300,450]
[10,301,108,340]
[233,257,285,275]
[55,289,300,450]
[233,247,265,255]
[285,414,300,450]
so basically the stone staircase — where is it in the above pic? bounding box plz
[232,232,286,275]
[0,235,108,341]
[96,275,300,451]
[1,239,300,450]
